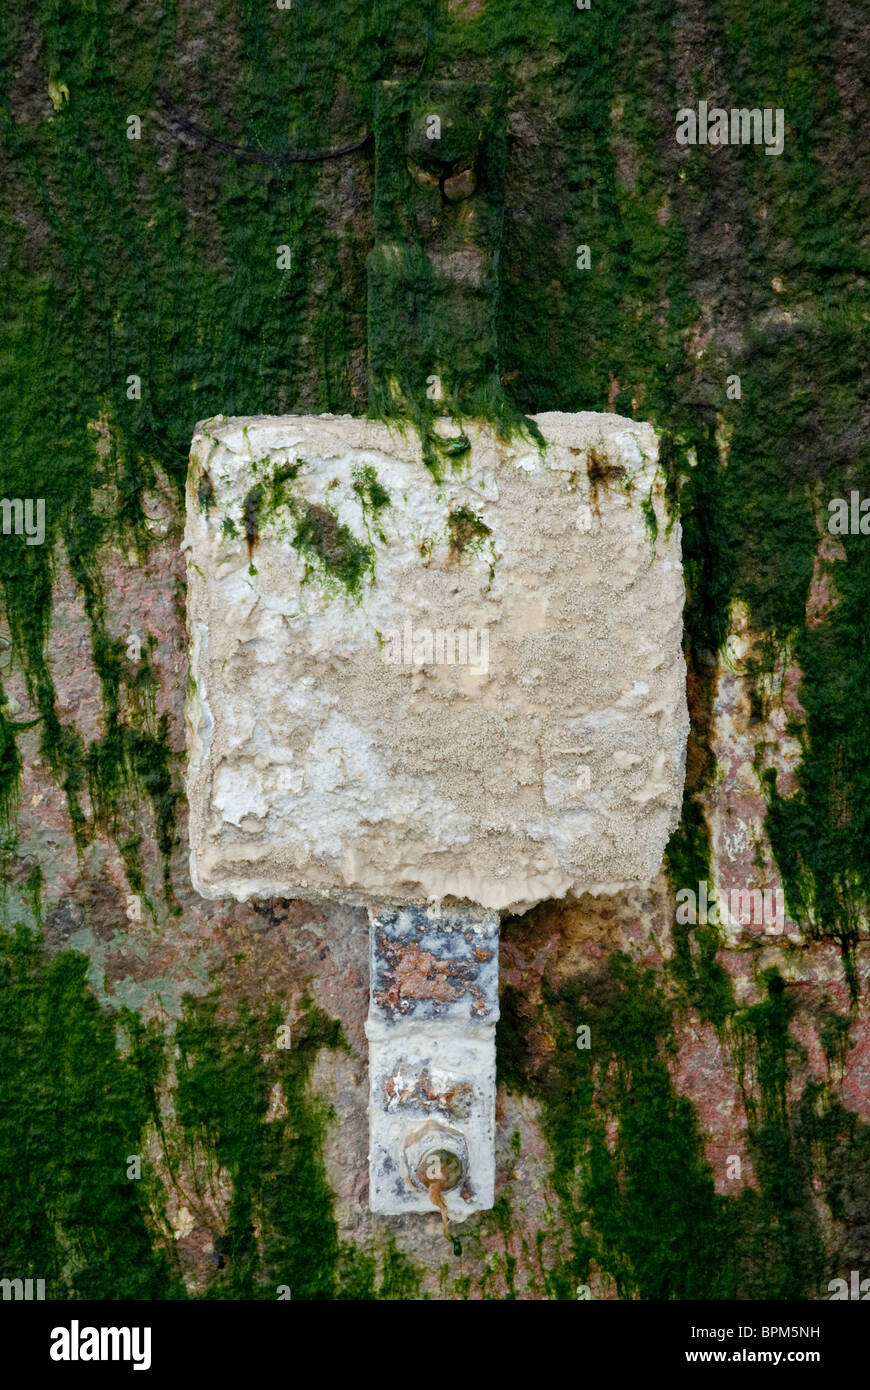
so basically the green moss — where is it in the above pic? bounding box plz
[352,463,391,542]
[817,1005,853,1072]
[377,1238,426,1300]
[247,460,303,535]
[447,505,491,556]
[500,952,735,1299]
[476,1194,518,1299]
[367,79,504,421]
[729,969,827,1297]
[197,471,215,513]
[0,911,429,1300]
[292,502,374,598]
[442,431,471,463]
[76,617,180,901]
[0,921,181,1298]
[758,512,870,995]
[366,71,543,476]
[174,989,348,1299]
[665,0,869,988]
[0,705,33,836]
[334,1238,428,1300]
[233,460,377,597]
[498,940,857,1300]
[352,464,390,514]
[640,492,658,543]
[664,794,735,1031]
[334,1244,377,1300]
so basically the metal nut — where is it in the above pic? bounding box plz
[416,1148,464,1192]
[403,1123,469,1194]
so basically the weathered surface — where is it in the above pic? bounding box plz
[185,411,688,914]
[3,0,870,1305]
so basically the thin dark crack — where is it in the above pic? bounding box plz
[156,87,371,165]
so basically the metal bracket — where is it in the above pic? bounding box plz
[366,905,499,1217]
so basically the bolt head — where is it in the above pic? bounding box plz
[416,1147,463,1192]
[402,1123,469,1195]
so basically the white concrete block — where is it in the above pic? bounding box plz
[184,411,688,915]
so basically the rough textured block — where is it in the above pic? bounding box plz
[184,411,688,914]
[366,905,498,1217]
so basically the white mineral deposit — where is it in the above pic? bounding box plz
[184,410,688,916]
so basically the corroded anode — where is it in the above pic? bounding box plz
[184,411,687,912]
[184,79,688,1226]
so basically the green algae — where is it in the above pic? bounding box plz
[237,460,376,596]
[664,792,735,1032]
[0,707,33,834]
[759,513,870,995]
[292,501,374,598]
[0,920,181,1298]
[497,941,865,1300]
[168,988,426,1298]
[173,990,347,1299]
[0,908,431,1299]
[447,505,491,557]
[335,1237,427,1301]
[352,463,391,543]
[366,69,542,476]
[499,953,735,1300]
[367,78,504,422]
[730,969,828,1297]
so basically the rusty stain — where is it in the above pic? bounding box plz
[375,933,468,1012]
[243,484,262,560]
[383,1064,473,1118]
[586,445,626,516]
